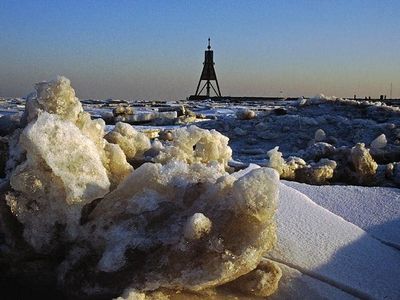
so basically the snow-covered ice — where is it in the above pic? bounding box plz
[268,183,400,299]
[284,180,400,249]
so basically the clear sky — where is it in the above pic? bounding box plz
[1,0,399,99]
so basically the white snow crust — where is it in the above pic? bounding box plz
[283,180,400,249]
[268,182,400,299]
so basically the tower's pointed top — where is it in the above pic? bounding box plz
[207,38,211,50]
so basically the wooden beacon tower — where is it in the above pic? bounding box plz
[193,38,222,98]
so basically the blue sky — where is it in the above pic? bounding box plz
[1,0,399,99]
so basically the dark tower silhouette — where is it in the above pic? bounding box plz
[194,38,222,97]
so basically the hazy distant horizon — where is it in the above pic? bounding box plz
[1,0,399,99]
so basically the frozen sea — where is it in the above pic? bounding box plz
[1,95,400,299]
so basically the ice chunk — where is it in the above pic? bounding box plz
[236,109,256,120]
[21,77,132,189]
[266,147,305,179]
[156,125,232,168]
[115,111,178,124]
[9,112,110,251]
[184,213,212,240]
[297,97,309,106]
[266,147,286,176]
[314,129,326,142]
[105,122,151,160]
[76,111,107,151]
[23,76,82,124]
[5,79,132,251]
[351,143,378,183]
[113,105,134,116]
[296,159,337,185]
[303,142,335,161]
[267,147,336,184]
[103,142,133,189]
[15,112,109,203]
[370,133,387,150]
[60,162,279,297]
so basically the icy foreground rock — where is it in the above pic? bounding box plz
[60,162,280,297]
[6,77,133,252]
[18,112,110,203]
[2,77,281,298]
[8,112,110,250]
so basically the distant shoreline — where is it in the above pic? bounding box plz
[188,95,400,103]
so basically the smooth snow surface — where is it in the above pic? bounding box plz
[268,183,400,299]
[284,180,400,249]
